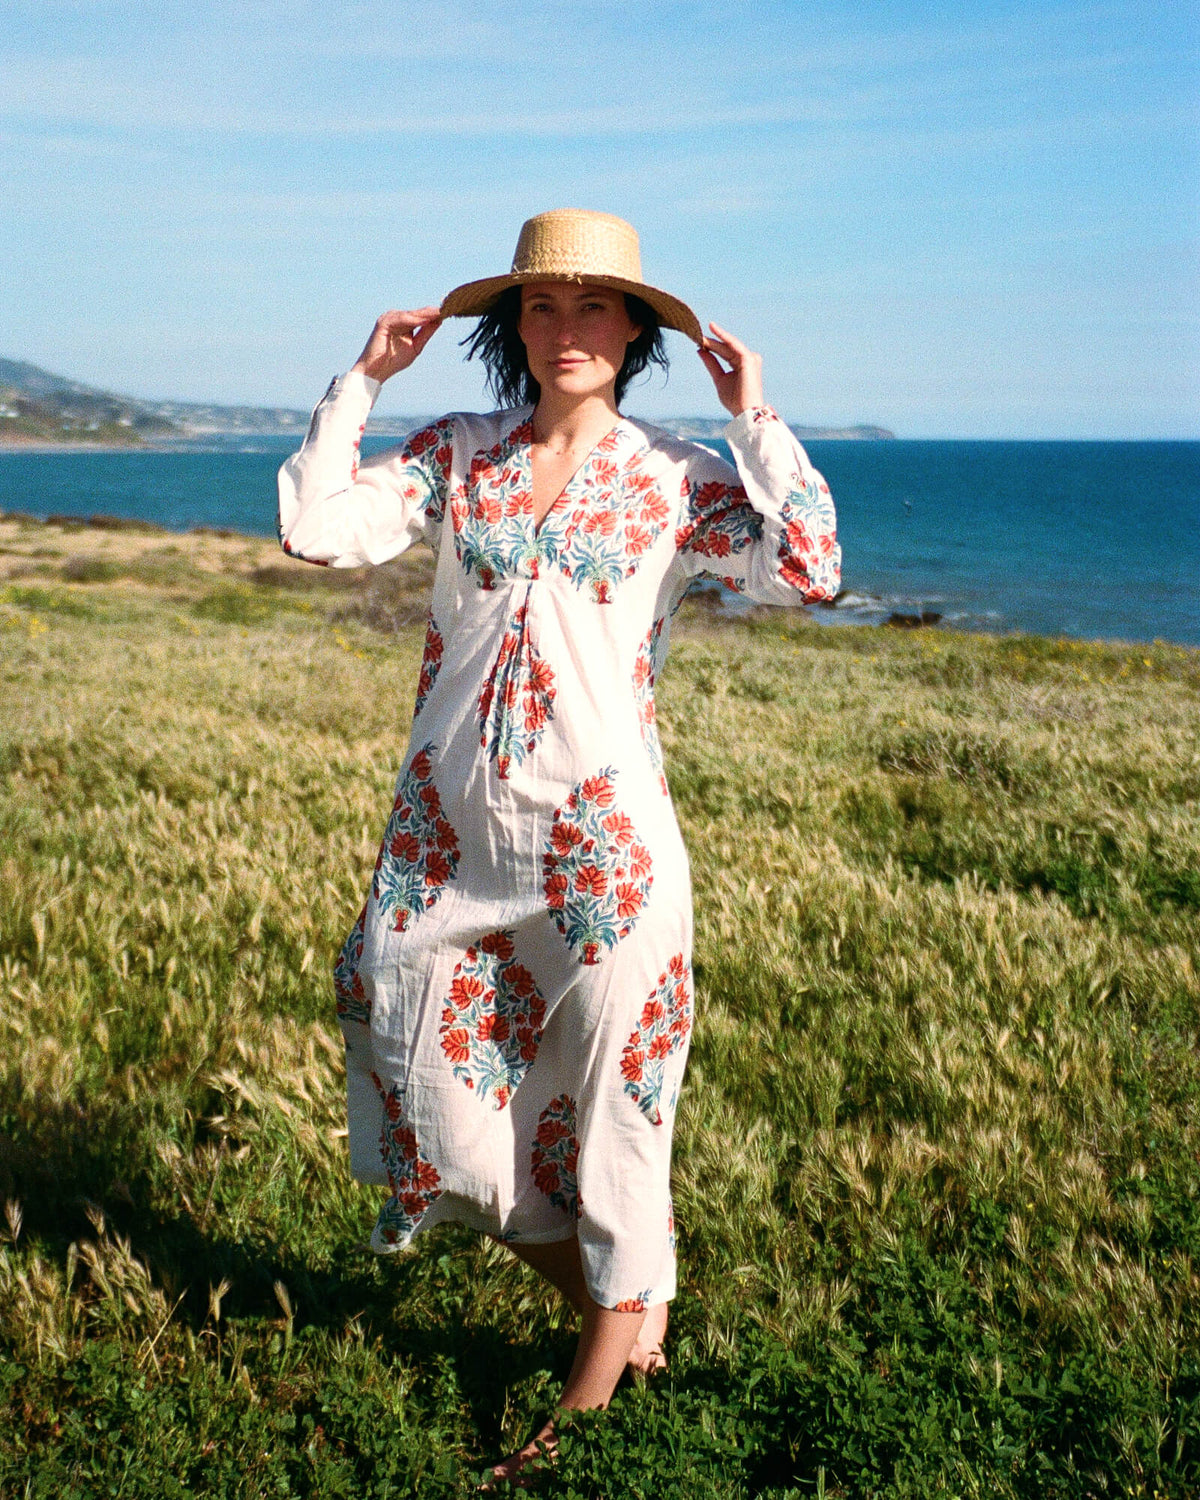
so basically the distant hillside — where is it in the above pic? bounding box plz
[656,416,895,441]
[0,360,313,445]
[0,359,894,446]
[0,359,180,444]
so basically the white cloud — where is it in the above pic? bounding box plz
[1,0,1195,433]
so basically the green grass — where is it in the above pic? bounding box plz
[1,546,1198,1497]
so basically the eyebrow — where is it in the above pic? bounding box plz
[526,290,618,305]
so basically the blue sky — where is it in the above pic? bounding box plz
[1,0,1196,436]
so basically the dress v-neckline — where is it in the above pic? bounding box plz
[524,416,627,540]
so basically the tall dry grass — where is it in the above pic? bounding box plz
[1,516,1197,1496]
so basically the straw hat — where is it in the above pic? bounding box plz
[440,209,703,345]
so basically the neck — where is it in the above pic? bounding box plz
[531,389,621,452]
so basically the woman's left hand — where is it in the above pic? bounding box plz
[697,321,765,417]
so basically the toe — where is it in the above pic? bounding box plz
[483,1427,557,1490]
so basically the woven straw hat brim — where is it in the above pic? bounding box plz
[441,271,704,347]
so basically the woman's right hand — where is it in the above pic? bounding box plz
[351,307,443,384]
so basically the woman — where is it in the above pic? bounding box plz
[278,208,840,1480]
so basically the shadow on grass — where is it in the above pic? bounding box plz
[0,1085,573,1452]
[6,1090,1200,1494]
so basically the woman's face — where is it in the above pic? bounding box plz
[517,282,641,403]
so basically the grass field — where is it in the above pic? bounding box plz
[1,514,1198,1498]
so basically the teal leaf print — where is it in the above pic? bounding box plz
[372,744,460,933]
[542,768,653,964]
[438,930,546,1109]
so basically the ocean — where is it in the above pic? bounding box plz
[2,435,1197,647]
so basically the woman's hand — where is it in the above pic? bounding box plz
[351,307,443,384]
[697,321,765,418]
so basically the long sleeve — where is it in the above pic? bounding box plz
[672,405,841,604]
[277,370,454,568]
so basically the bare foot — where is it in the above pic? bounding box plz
[484,1422,557,1490]
[626,1300,668,1379]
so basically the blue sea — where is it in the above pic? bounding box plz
[2,435,1197,647]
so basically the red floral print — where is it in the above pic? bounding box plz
[413,613,444,719]
[372,743,460,932]
[542,769,653,963]
[531,1095,580,1217]
[372,1075,443,1246]
[774,477,840,600]
[675,476,762,565]
[333,902,369,1024]
[528,425,671,602]
[478,603,557,778]
[619,954,693,1124]
[396,417,454,526]
[438,933,546,1108]
[450,419,538,589]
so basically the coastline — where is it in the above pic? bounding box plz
[0,435,293,454]
[2,509,1197,656]
[3,438,1197,648]
[0,437,149,453]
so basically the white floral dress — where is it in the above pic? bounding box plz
[277,369,840,1311]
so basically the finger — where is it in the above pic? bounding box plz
[696,347,728,379]
[703,329,741,356]
[703,344,742,373]
[379,307,442,331]
[707,320,748,353]
[408,312,445,342]
[410,319,442,353]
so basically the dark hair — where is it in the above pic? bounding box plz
[461,285,669,410]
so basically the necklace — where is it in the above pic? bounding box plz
[535,444,586,461]
[531,413,621,459]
